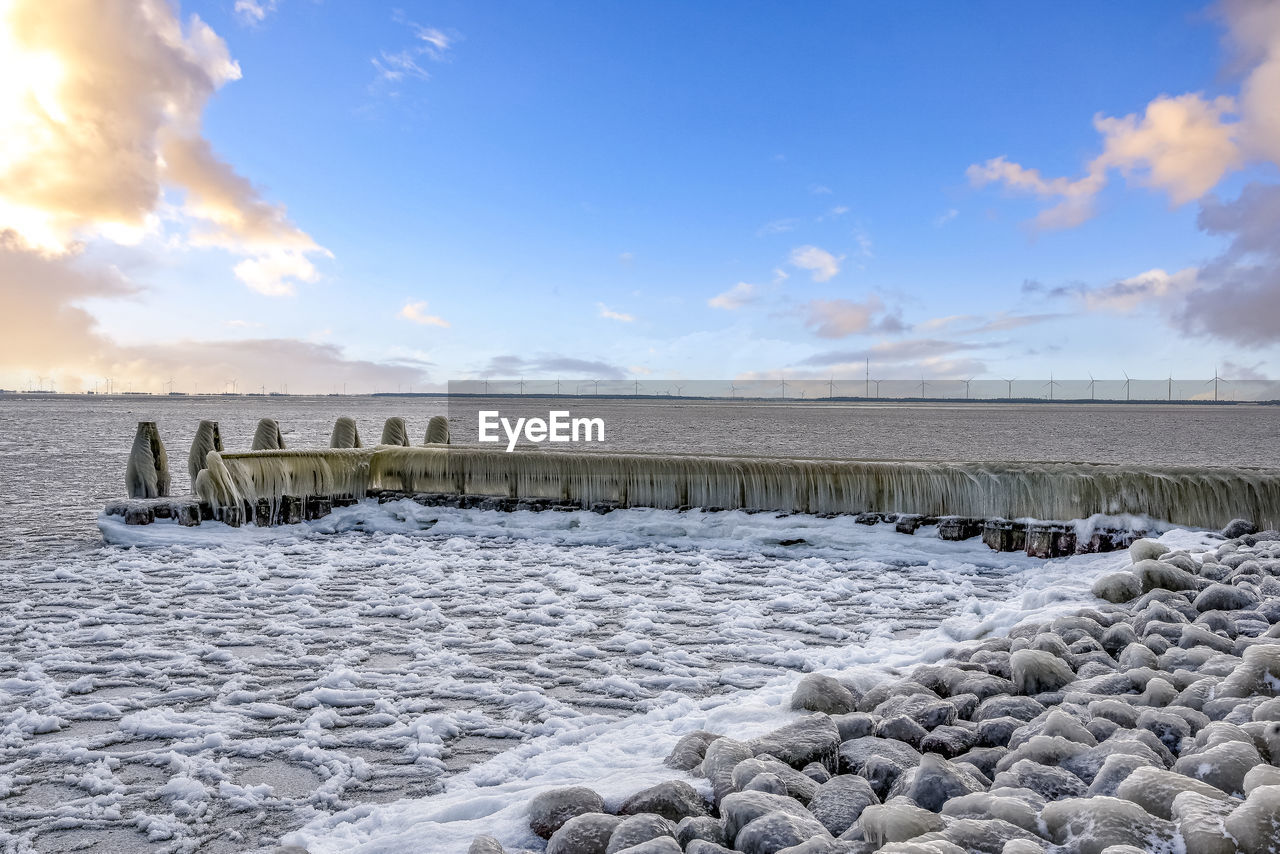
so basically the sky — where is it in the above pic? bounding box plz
[2,0,1280,394]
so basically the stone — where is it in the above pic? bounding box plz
[733,811,831,854]
[547,813,622,854]
[1114,766,1233,820]
[719,791,813,842]
[530,787,606,839]
[612,838,681,854]
[1091,572,1141,604]
[1130,538,1171,562]
[858,798,946,847]
[1174,739,1261,796]
[807,774,878,836]
[702,737,753,805]
[1040,796,1175,854]
[1223,784,1280,854]
[989,759,1087,801]
[1010,649,1075,695]
[1221,519,1258,539]
[605,814,676,854]
[665,731,721,771]
[749,715,842,772]
[1169,791,1237,854]
[619,780,708,822]
[791,674,857,715]
[1132,558,1200,593]
[1194,583,1259,612]
[837,737,922,798]
[831,713,877,741]
[887,753,983,812]
[940,792,1039,834]
[468,836,504,854]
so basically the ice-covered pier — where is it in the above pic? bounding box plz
[106,418,1280,556]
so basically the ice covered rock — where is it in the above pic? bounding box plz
[425,414,451,444]
[918,818,1040,854]
[530,787,606,839]
[1244,764,1280,794]
[733,758,818,804]
[702,737,752,805]
[919,724,977,758]
[733,811,831,854]
[329,416,362,448]
[1222,519,1258,539]
[380,417,410,446]
[468,836,505,854]
[547,813,622,854]
[1087,754,1161,797]
[858,797,946,847]
[940,792,1039,834]
[1133,559,1200,593]
[605,814,676,854]
[684,842,734,854]
[252,418,285,450]
[611,838,681,854]
[887,753,984,812]
[875,841,964,854]
[877,715,929,747]
[989,759,1087,800]
[978,716,1023,748]
[1174,738,1261,795]
[1113,766,1233,819]
[874,695,957,730]
[1218,645,1280,698]
[719,791,813,842]
[1010,649,1075,695]
[791,674,857,715]
[619,780,708,822]
[1092,572,1141,604]
[1169,790,1237,854]
[749,715,841,772]
[665,731,720,771]
[1194,583,1259,612]
[837,736,922,798]
[801,763,831,784]
[188,420,223,484]
[743,773,788,796]
[1131,539,1171,563]
[1040,796,1175,854]
[807,774,878,836]
[1223,784,1280,854]
[976,695,1046,723]
[675,816,726,848]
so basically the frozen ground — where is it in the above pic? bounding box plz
[0,502,1160,854]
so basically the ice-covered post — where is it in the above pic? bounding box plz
[126,421,170,499]
[252,418,285,450]
[425,415,450,445]
[380,417,410,446]
[330,416,362,448]
[188,420,224,486]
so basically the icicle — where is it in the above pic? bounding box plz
[424,415,450,445]
[252,418,285,450]
[125,421,170,499]
[198,446,1280,530]
[380,417,410,446]
[330,417,362,448]
[188,420,224,486]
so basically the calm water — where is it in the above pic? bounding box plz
[0,395,1277,557]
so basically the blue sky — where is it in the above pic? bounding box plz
[3,0,1279,392]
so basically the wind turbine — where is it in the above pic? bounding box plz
[1167,373,1173,401]
[778,376,788,399]
[593,379,601,396]
[1087,373,1097,401]
[872,378,883,398]
[674,384,684,397]
[1043,372,1060,401]
[634,380,641,396]
[1003,377,1016,399]
[1122,371,1131,401]
[1207,367,1229,402]
[962,377,975,399]
[918,376,928,399]
[555,379,562,396]
[518,377,526,395]
[827,376,837,399]
[727,383,741,398]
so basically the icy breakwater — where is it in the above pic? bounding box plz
[178,445,1280,532]
[459,529,1280,854]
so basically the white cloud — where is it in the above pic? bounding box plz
[597,302,634,322]
[934,208,959,227]
[619,251,634,263]
[803,297,900,338]
[399,300,451,327]
[788,245,843,282]
[234,0,278,24]
[373,14,454,87]
[810,184,833,195]
[708,282,757,310]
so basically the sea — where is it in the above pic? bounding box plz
[0,395,1271,853]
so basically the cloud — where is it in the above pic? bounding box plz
[798,338,991,368]
[708,282,757,310]
[0,0,328,295]
[373,13,454,87]
[399,300,450,327]
[756,218,799,236]
[618,251,634,264]
[597,302,634,322]
[802,297,903,338]
[482,354,625,379]
[788,245,843,282]
[810,184,833,195]
[234,0,278,24]
[934,208,959,227]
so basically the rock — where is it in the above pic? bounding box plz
[733,811,831,854]
[926,818,1040,854]
[530,787,606,839]
[807,774,878,836]
[605,814,676,854]
[873,694,957,730]
[1194,583,1260,612]
[468,837,504,854]
[989,758,1087,801]
[800,762,831,784]
[975,695,1046,723]
[1010,649,1075,695]
[735,758,819,804]
[685,842,734,854]
[1244,764,1280,794]
[619,780,708,822]
[1169,791,1237,854]
[744,773,789,796]
[1130,538,1171,562]
[702,737,753,805]
[919,725,977,758]
[547,813,623,854]
[791,674,857,715]
[1087,754,1160,797]
[1222,519,1258,539]
[876,715,929,748]
[1174,739,1261,796]
[940,792,1039,834]
[977,716,1022,748]
[858,797,946,847]
[1040,796,1175,854]
[1091,572,1141,604]
[611,839,681,854]
[675,816,726,848]
[749,715,842,772]
[832,713,877,741]
[837,737,923,798]
[1113,766,1233,820]
[1219,644,1280,699]
[720,791,813,842]
[665,731,721,771]
[887,753,984,812]
[1132,558,1200,593]
[1223,784,1280,854]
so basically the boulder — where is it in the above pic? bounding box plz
[887,753,984,812]
[530,787,606,839]
[749,715,842,772]
[719,791,813,842]
[1132,559,1199,593]
[1130,539,1171,563]
[1092,572,1141,604]
[733,811,831,854]
[1114,766,1233,820]
[1194,583,1259,613]
[791,674,857,715]
[702,737,753,805]
[619,781,708,822]
[858,797,946,847]
[1040,796,1175,854]
[1223,784,1280,854]
[547,813,622,854]
[1221,519,1258,539]
[989,759,1087,801]
[1174,739,1261,796]
[1010,649,1075,695]
[665,731,721,771]
[1169,791,1237,854]
[605,814,676,854]
[807,774,878,836]
[468,836,505,854]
